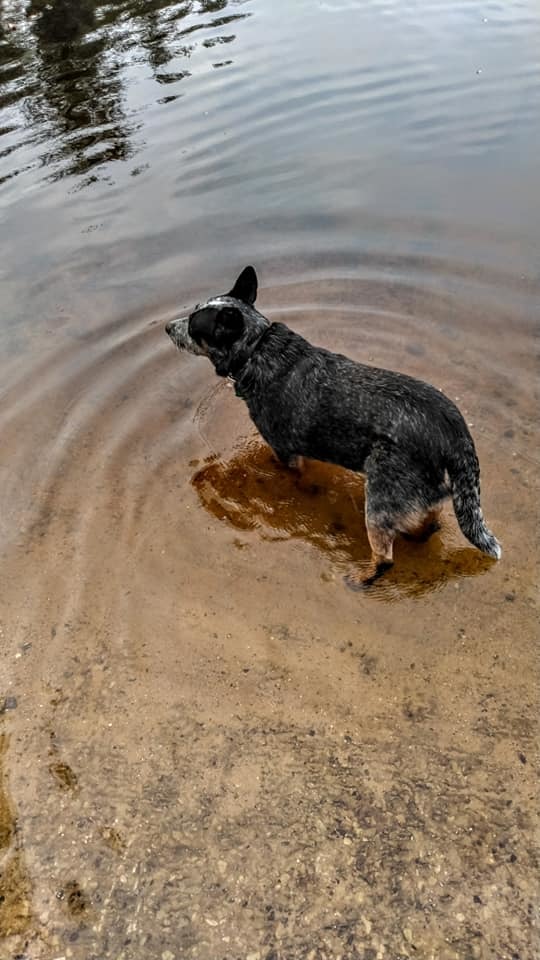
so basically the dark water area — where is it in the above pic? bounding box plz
[1,0,540,328]
[1,1,539,958]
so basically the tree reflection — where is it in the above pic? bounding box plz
[0,0,250,185]
[24,0,133,181]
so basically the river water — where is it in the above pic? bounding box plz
[1,1,538,958]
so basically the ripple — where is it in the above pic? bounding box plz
[2,0,540,194]
[0,13,538,605]
[1,4,539,955]
[2,257,534,608]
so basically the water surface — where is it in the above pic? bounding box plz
[1,1,539,957]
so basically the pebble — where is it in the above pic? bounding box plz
[0,695,18,712]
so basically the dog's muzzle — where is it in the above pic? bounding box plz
[165,317,206,356]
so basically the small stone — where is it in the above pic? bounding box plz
[403,927,413,943]
[456,912,465,922]
[162,952,175,960]
[0,695,18,713]
[205,918,218,927]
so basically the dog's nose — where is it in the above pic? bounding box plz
[165,319,174,336]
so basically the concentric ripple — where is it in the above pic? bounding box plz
[1,2,539,957]
[0,263,537,613]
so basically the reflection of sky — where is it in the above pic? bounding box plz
[1,0,539,324]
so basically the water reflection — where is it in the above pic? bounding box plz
[29,0,96,42]
[26,0,133,183]
[0,0,250,184]
[192,441,493,600]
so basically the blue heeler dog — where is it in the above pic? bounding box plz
[166,266,501,587]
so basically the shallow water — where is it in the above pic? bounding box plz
[1,1,539,958]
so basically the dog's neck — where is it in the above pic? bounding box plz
[227,321,275,382]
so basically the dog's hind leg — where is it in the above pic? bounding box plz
[345,444,437,589]
[346,519,395,589]
[345,480,396,589]
[401,505,443,542]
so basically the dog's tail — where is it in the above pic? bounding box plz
[446,438,501,559]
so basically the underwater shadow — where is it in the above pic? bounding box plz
[191,441,494,600]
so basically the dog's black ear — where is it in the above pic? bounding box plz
[229,265,257,305]
[214,306,244,346]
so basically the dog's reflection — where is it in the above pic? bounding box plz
[191,441,493,599]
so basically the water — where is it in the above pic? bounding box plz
[1,1,539,957]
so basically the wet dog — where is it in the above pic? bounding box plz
[166,266,501,586]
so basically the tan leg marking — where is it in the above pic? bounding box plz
[287,455,305,473]
[400,505,443,542]
[345,517,395,590]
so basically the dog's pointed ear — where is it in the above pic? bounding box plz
[228,265,257,305]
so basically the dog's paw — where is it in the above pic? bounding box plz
[344,561,393,591]
[344,574,371,592]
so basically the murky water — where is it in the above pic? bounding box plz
[1,1,539,958]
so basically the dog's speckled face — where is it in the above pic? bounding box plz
[165,266,270,376]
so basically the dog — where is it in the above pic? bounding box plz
[166,266,501,586]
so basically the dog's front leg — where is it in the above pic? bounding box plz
[286,454,305,473]
[272,448,305,474]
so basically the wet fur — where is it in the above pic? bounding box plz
[166,267,501,585]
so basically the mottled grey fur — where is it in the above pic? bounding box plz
[166,267,501,582]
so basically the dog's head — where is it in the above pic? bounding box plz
[166,266,270,377]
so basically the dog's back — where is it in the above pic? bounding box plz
[237,321,464,473]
